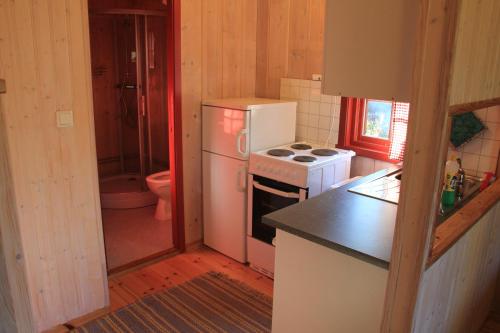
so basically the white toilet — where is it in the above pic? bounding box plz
[145,170,171,221]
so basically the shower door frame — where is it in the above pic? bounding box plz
[89,0,185,253]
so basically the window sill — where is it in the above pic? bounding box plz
[336,143,398,163]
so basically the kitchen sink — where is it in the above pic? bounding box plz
[438,176,481,223]
[348,168,481,214]
[348,169,402,204]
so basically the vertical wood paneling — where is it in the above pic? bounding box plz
[181,0,257,244]
[221,0,243,97]
[180,0,203,244]
[287,0,310,79]
[305,0,325,78]
[255,0,270,98]
[240,0,257,97]
[67,0,109,316]
[147,16,170,171]
[0,78,35,333]
[201,0,223,99]
[266,0,291,99]
[0,238,16,333]
[449,0,500,106]
[0,0,108,331]
[255,0,326,99]
[413,204,500,332]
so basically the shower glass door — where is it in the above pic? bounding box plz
[95,13,169,181]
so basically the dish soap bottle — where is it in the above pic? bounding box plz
[442,155,459,206]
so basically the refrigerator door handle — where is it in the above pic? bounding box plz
[236,128,248,157]
[237,166,247,192]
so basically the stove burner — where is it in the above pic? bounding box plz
[311,149,338,156]
[293,155,317,163]
[267,149,295,157]
[290,143,312,150]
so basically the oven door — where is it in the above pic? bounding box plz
[248,175,307,245]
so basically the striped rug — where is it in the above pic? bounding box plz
[73,272,273,333]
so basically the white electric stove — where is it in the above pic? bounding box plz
[246,142,355,277]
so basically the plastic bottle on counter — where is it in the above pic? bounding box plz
[441,155,459,206]
[480,172,495,191]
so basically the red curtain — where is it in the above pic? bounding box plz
[389,102,410,161]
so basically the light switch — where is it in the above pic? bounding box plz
[56,111,74,128]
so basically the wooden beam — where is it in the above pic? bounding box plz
[448,98,500,115]
[380,0,461,331]
[89,8,168,16]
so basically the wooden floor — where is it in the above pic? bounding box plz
[50,246,273,332]
[107,246,274,312]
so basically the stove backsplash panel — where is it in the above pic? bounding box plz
[280,78,341,147]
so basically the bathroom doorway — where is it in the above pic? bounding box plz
[88,1,183,274]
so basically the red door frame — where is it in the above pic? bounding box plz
[166,0,185,251]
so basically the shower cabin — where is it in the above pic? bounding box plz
[89,10,173,272]
[90,13,169,207]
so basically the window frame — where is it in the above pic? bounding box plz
[337,97,398,162]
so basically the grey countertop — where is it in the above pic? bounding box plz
[263,169,398,269]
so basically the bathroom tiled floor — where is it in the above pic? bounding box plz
[102,205,174,271]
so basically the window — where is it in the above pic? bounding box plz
[363,100,392,139]
[337,97,409,162]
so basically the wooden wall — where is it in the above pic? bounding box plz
[0,0,108,331]
[256,0,325,99]
[88,0,167,11]
[449,0,500,106]
[180,0,257,244]
[0,103,34,333]
[413,202,500,332]
[147,15,170,172]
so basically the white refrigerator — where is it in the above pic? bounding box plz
[202,98,297,262]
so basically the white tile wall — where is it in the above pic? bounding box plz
[280,78,341,147]
[350,156,398,178]
[447,105,500,177]
[280,77,399,177]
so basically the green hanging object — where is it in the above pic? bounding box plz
[450,112,486,148]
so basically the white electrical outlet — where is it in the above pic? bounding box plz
[56,111,74,128]
[312,74,322,81]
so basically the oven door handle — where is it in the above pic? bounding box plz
[253,181,300,199]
